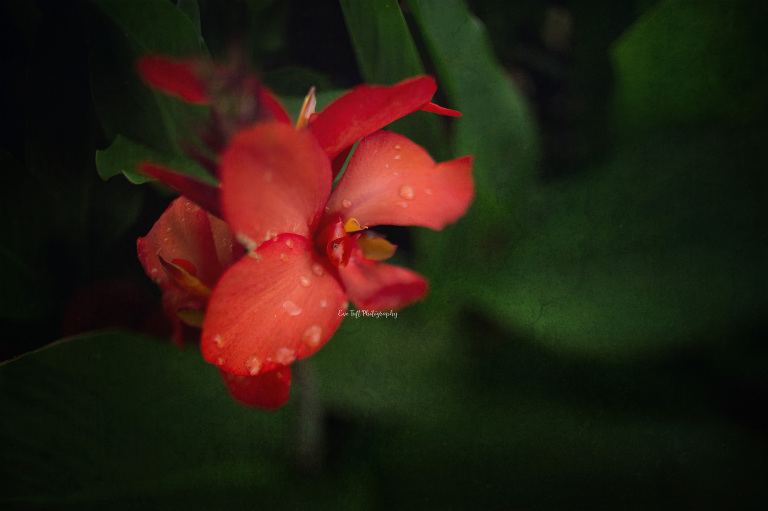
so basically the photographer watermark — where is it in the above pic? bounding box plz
[338,309,398,319]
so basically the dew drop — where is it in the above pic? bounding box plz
[385,163,390,169]
[300,276,311,288]
[425,188,433,195]
[301,324,323,348]
[166,227,172,232]
[312,263,324,276]
[217,357,225,366]
[213,334,225,348]
[282,300,303,316]
[163,237,169,242]
[276,347,296,365]
[244,355,262,375]
[399,185,415,200]
[285,238,294,248]
[342,199,352,209]
[150,268,158,274]
[395,201,408,208]
[394,144,401,150]
[320,299,328,308]
[280,253,289,262]
[394,154,401,160]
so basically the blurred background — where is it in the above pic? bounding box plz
[1,0,766,508]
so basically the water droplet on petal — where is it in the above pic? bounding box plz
[399,185,415,200]
[425,188,433,195]
[320,299,328,308]
[150,268,158,274]
[301,325,323,348]
[217,357,225,366]
[244,355,262,375]
[385,163,390,169]
[394,144,401,150]
[394,154,401,160]
[395,201,408,208]
[300,276,311,288]
[163,237,169,242]
[285,238,294,248]
[280,253,289,262]
[213,334,225,348]
[276,347,296,365]
[282,300,303,316]
[342,199,352,208]
[312,263,324,276]
[166,227,172,232]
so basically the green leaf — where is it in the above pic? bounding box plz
[611,0,768,134]
[0,332,295,507]
[96,134,216,185]
[339,0,448,160]
[176,0,202,42]
[339,0,424,83]
[464,124,768,357]
[407,0,540,221]
[84,0,208,169]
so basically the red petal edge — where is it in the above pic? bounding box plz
[139,162,222,218]
[219,367,292,410]
[339,251,428,311]
[309,76,437,160]
[137,55,209,104]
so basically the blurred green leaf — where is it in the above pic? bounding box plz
[465,124,767,357]
[339,0,424,83]
[84,0,208,168]
[408,0,540,220]
[96,134,216,185]
[176,0,202,42]
[611,0,768,134]
[0,331,295,508]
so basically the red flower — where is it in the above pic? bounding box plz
[136,55,473,409]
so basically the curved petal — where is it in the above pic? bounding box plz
[137,55,209,104]
[201,234,348,376]
[308,76,437,159]
[220,122,332,249]
[139,162,221,218]
[219,367,292,410]
[339,251,428,311]
[325,131,474,230]
[137,198,238,291]
[137,198,240,344]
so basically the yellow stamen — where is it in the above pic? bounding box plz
[295,86,316,130]
[344,218,364,233]
[159,256,212,298]
[176,309,205,327]
[358,234,397,261]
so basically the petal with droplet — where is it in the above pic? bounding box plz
[325,131,474,231]
[201,234,347,376]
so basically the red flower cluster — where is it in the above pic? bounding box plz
[136,55,474,409]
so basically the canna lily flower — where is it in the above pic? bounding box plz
[136,54,474,408]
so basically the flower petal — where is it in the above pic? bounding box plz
[201,234,348,376]
[137,55,209,104]
[219,367,292,410]
[339,252,428,311]
[220,122,332,249]
[139,162,221,218]
[137,198,240,344]
[325,131,474,230]
[308,76,437,159]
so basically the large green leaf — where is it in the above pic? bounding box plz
[464,124,767,357]
[611,0,768,134]
[407,0,540,221]
[0,332,295,508]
